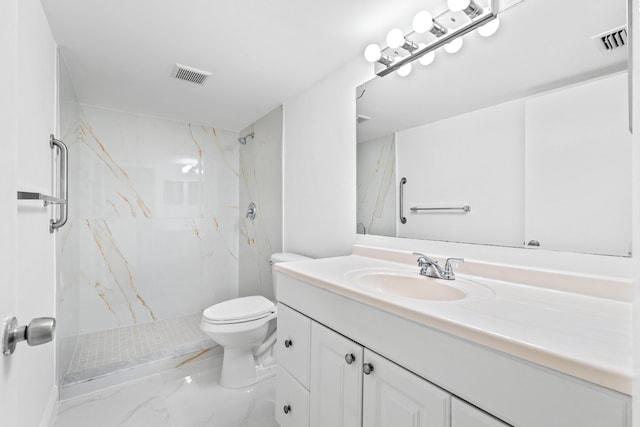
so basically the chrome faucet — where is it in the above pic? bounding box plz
[412,252,464,280]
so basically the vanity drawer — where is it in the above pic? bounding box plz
[276,366,309,427]
[277,303,311,387]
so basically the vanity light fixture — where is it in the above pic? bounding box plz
[412,11,448,37]
[417,46,436,66]
[444,37,464,54]
[397,63,413,77]
[363,0,500,78]
[448,0,484,19]
[386,28,419,52]
[478,17,500,37]
[364,44,394,66]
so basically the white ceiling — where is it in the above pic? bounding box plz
[40,0,629,134]
[41,0,441,131]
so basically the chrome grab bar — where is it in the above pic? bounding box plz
[49,134,68,233]
[410,205,471,213]
[399,177,407,224]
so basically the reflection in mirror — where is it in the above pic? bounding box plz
[356,0,631,256]
[356,133,396,236]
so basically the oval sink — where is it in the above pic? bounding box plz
[357,272,465,301]
[345,269,493,301]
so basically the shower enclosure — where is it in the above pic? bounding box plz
[56,54,283,394]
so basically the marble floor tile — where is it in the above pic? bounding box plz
[55,357,278,427]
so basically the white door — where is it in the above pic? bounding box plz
[310,322,364,427]
[1,0,58,426]
[0,0,21,424]
[0,58,19,427]
[362,349,451,427]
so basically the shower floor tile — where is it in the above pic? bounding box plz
[54,356,278,427]
[64,313,214,386]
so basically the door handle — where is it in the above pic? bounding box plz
[3,317,56,355]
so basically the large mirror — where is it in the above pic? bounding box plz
[356,0,631,257]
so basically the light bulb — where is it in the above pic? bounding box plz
[478,18,500,37]
[364,44,382,62]
[397,62,412,77]
[418,49,435,66]
[448,0,470,12]
[444,37,463,54]
[412,11,434,34]
[386,28,405,49]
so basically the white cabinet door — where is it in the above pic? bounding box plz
[362,349,451,427]
[277,303,311,388]
[276,366,310,427]
[309,322,364,427]
[452,397,511,427]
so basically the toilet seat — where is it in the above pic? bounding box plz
[203,295,276,325]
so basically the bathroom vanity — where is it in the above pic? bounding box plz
[274,247,631,427]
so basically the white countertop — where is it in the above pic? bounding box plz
[275,253,632,395]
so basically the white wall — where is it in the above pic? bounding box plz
[239,106,283,300]
[0,0,58,425]
[283,59,371,258]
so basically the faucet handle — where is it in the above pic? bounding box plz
[412,252,437,265]
[444,257,464,274]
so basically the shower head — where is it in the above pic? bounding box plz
[238,132,255,145]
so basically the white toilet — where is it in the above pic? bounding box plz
[200,252,310,388]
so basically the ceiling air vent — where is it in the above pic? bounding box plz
[171,63,211,85]
[592,26,627,53]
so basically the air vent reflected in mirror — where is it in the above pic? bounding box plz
[592,26,627,54]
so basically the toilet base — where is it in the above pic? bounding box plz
[219,347,259,388]
[218,344,277,389]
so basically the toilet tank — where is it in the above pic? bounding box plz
[270,252,311,299]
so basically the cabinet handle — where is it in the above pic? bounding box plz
[363,363,374,375]
[345,353,355,364]
[284,339,293,348]
[283,404,292,414]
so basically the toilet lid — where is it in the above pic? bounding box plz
[203,295,276,323]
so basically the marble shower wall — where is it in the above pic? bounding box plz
[57,53,81,385]
[62,105,239,335]
[356,134,396,237]
[239,106,283,300]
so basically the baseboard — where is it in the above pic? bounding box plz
[39,385,59,427]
